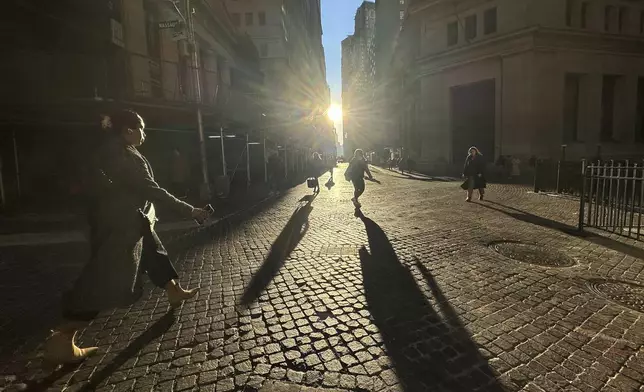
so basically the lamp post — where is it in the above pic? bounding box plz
[167,0,211,200]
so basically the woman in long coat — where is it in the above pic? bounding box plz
[44,110,211,364]
[461,146,486,201]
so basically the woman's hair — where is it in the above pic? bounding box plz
[468,146,482,156]
[101,109,141,134]
[353,149,364,159]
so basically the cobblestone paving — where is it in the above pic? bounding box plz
[1,165,644,391]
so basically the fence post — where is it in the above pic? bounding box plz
[556,145,567,193]
[578,159,587,232]
[533,159,540,193]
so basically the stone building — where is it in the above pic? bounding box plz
[373,0,409,155]
[0,0,265,208]
[223,0,334,153]
[390,0,644,172]
[342,1,377,156]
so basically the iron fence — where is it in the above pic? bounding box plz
[579,160,644,239]
[533,159,585,195]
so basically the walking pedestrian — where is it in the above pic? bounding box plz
[510,156,521,183]
[309,152,323,193]
[461,146,486,202]
[345,149,374,209]
[43,109,212,365]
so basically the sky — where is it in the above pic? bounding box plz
[321,0,366,145]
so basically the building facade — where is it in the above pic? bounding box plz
[342,1,376,157]
[223,0,334,153]
[373,0,409,155]
[0,0,273,208]
[391,0,644,173]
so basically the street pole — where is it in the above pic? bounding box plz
[263,136,267,183]
[186,0,210,200]
[220,126,227,176]
[12,130,20,198]
[246,133,251,187]
[284,147,288,179]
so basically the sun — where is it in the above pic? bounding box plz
[327,103,342,123]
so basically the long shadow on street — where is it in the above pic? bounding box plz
[479,200,644,260]
[357,211,506,392]
[240,197,314,306]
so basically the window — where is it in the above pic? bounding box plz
[400,10,404,20]
[618,7,627,32]
[566,0,573,26]
[465,14,477,40]
[231,13,240,27]
[484,7,497,34]
[259,43,268,57]
[605,6,615,31]
[245,12,253,26]
[447,21,458,46]
[581,2,589,28]
[399,0,404,4]
[601,75,618,142]
[564,74,581,142]
[258,11,266,26]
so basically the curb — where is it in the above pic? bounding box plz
[0,195,279,248]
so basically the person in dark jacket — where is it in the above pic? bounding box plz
[346,149,374,209]
[462,146,486,202]
[43,110,212,364]
[309,152,323,193]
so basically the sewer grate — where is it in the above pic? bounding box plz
[490,241,576,267]
[587,279,644,313]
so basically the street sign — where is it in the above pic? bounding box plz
[159,20,180,29]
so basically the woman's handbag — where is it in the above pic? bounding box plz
[307,177,319,189]
[460,178,470,190]
[139,203,157,230]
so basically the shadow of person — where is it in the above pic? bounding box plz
[357,213,506,392]
[299,194,318,203]
[240,201,313,306]
[480,200,644,260]
[76,312,176,392]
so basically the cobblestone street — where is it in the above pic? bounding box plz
[1,165,644,392]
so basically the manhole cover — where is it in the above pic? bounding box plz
[587,279,644,313]
[490,241,575,267]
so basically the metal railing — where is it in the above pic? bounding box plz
[579,160,644,239]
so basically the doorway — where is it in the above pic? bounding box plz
[450,79,496,163]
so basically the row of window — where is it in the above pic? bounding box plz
[447,7,497,46]
[566,1,644,33]
[231,11,266,27]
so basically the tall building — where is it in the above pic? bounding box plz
[341,1,376,156]
[224,0,334,152]
[390,0,644,173]
[373,0,408,155]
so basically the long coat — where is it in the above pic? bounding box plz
[64,137,193,314]
[461,155,487,189]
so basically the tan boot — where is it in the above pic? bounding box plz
[167,281,199,308]
[43,331,98,365]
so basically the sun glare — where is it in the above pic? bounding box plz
[327,103,342,123]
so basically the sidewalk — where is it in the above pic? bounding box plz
[0,182,294,247]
